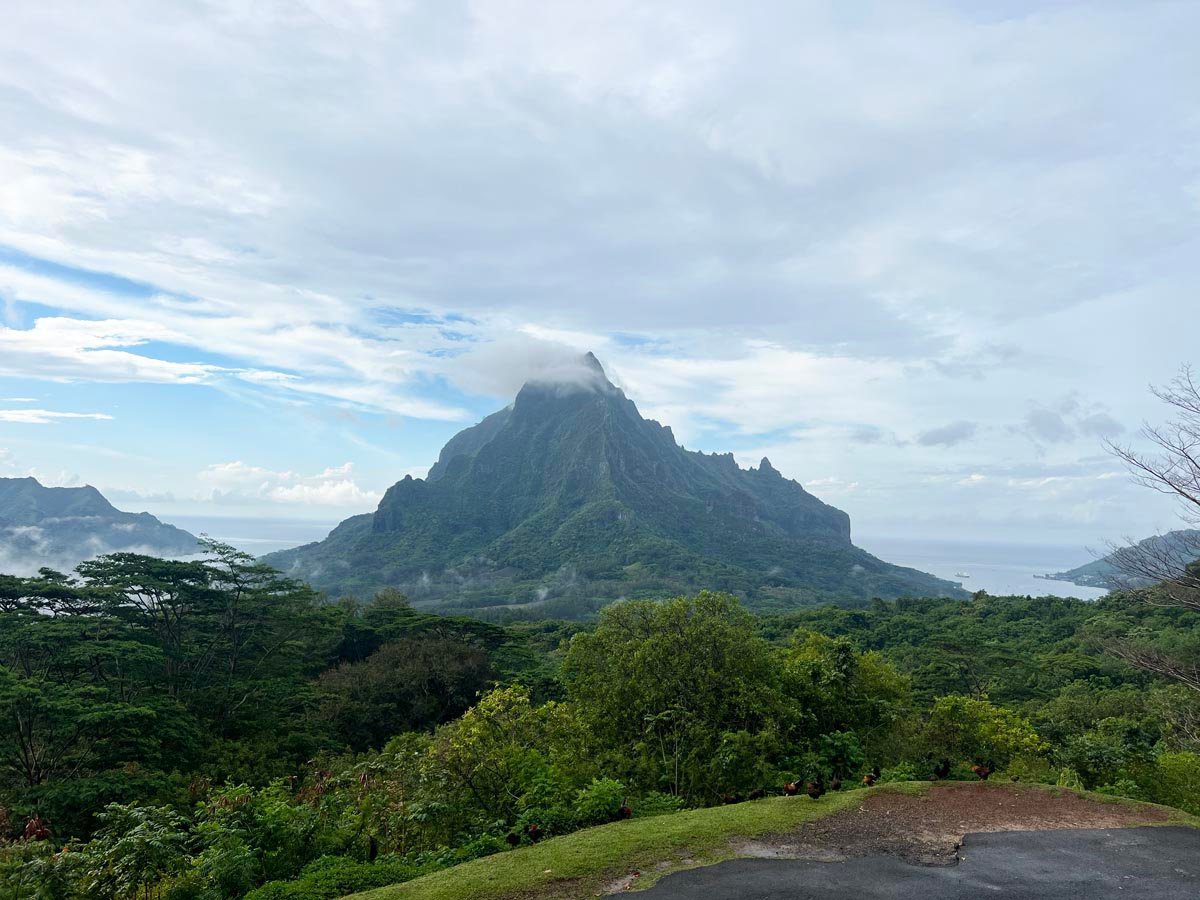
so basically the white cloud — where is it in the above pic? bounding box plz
[198,460,381,509]
[0,1,1194,542]
[0,408,113,424]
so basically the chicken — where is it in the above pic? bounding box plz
[720,792,742,805]
[806,780,825,799]
[971,763,992,781]
[23,816,50,841]
[933,759,952,780]
[505,832,521,846]
[783,781,799,796]
[618,804,633,819]
[525,823,543,842]
[861,772,877,787]
[830,776,842,792]
[747,788,767,801]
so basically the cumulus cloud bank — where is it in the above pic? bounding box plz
[198,461,381,510]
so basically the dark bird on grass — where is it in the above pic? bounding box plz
[933,759,952,780]
[806,780,825,800]
[748,788,767,801]
[783,781,799,796]
[720,792,742,805]
[618,804,633,819]
[971,763,992,781]
[525,823,543,842]
[830,776,842,792]
[861,772,877,787]
[505,832,521,846]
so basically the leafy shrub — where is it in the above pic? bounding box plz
[879,762,919,783]
[1059,718,1157,789]
[1056,767,1085,790]
[817,732,866,780]
[78,803,193,900]
[1095,779,1145,801]
[999,754,1055,784]
[630,792,686,818]
[924,696,1046,769]
[572,779,628,827]
[244,855,424,900]
[1151,751,1200,815]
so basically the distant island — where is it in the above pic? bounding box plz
[1043,529,1200,589]
[0,476,200,575]
[265,353,966,615]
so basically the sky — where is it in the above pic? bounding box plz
[0,0,1196,548]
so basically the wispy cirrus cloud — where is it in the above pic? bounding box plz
[0,408,113,424]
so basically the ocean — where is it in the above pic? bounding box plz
[856,535,1109,601]
[172,515,1110,602]
[169,515,339,556]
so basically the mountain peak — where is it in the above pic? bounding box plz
[0,477,199,575]
[515,351,616,401]
[268,364,966,610]
[581,350,606,376]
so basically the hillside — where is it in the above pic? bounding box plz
[265,354,964,613]
[1045,529,1200,589]
[0,476,200,574]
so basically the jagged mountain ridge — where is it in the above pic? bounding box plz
[0,476,200,575]
[265,354,964,614]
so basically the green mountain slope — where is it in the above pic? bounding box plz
[0,476,200,574]
[264,354,964,614]
[1046,529,1200,589]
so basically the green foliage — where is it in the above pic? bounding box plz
[924,695,1046,768]
[629,792,686,818]
[1059,717,1157,789]
[77,803,193,899]
[245,856,426,900]
[7,554,1200,900]
[1151,752,1200,815]
[879,762,920,783]
[317,639,493,751]
[571,779,627,827]
[1056,767,1085,790]
[562,593,787,801]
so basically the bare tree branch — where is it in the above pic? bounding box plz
[1104,365,1200,691]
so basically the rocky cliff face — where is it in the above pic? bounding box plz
[265,354,963,614]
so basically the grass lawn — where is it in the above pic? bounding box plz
[348,784,916,900]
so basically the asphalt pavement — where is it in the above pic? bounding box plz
[635,826,1200,899]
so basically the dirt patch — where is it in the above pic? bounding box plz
[734,783,1171,866]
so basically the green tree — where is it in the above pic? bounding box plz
[562,592,783,800]
[317,638,494,751]
[924,694,1046,768]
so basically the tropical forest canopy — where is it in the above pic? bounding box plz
[2,541,1199,899]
